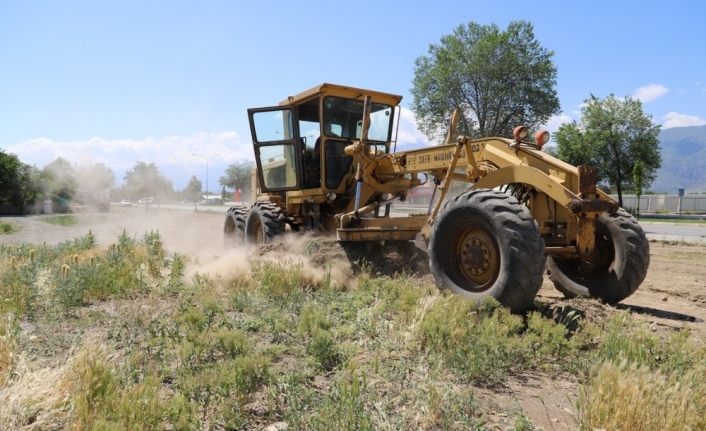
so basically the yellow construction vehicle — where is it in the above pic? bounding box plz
[224,83,649,311]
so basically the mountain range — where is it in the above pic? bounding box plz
[650,125,706,193]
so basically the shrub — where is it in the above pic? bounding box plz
[0,222,19,234]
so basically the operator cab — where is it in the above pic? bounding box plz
[247,83,402,194]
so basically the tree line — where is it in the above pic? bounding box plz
[0,153,254,214]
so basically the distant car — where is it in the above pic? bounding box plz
[119,200,133,207]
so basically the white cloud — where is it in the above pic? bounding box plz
[4,132,251,188]
[663,112,706,129]
[5,131,250,171]
[395,107,430,150]
[632,83,669,103]
[542,113,573,132]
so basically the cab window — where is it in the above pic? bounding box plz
[322,97,393,141]
[260,144,297,189]
[252,110,294,142]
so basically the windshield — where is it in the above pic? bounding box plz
[322,96,393,142]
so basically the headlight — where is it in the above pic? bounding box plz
[513,125,529,142]
[535,130,550,148]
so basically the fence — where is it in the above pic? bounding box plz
[613,194,706,213]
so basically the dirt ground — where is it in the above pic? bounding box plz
[2,207,705,430]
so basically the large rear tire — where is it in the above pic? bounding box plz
[245,202,286,244]
[224,206,248,247]
[429,189,545,313]
[546,208,649,303]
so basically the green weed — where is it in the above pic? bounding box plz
[307,330,342,371]
[0,255,39,316]
[357,272,427,322]
[421,384,481,430]
[419,296,585,382]
[0,221,19,234]
[251,260,316,304]
[309,370,373,431]
[298,305,332,336]
[513,414,537,431]
[42,214,78,226]
[68,348,198,431]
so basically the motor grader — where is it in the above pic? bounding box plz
[224,83,649,312]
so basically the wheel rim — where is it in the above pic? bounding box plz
[454,224,500,291]
[554,224,615,281]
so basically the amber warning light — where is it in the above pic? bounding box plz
[535,130,550,149]
[512,125,529,144]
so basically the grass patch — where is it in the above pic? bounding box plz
[0,221,19,234]
[1,234,704,429]
[42,214,79,226]
[418,296,586,383]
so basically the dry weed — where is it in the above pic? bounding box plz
[0,314,18,386]
[579,360,706,430]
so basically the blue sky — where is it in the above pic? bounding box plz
[1,0,705,189]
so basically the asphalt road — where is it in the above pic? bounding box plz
[639,221,706,242]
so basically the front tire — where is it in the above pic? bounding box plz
[428,189,545,313]
[546,208,649,303]
[245,202,286,244]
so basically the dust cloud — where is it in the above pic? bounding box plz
[189,232,354,288]
[1,207,355,288]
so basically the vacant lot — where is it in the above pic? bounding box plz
[1,209,705,430]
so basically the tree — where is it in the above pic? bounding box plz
[123,162,174,202]
[183,175,202,203]
[555,95,661,207]
[0,150,38,213]
[633,160,644,217]
[411,20,560,141]
[42,157,77,208]
[219,160,254,196]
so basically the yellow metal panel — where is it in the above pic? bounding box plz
[355,215,427,229]
[286,188,326,205]
[336,228,420,241]
[473,165,578,208]
[279,83,403,107]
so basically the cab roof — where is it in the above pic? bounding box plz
[279,83,403,107]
